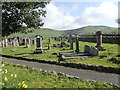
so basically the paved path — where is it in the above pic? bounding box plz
[2,57,120,86]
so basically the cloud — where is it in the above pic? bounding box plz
[42,1,118,30]
[76,2,118,24]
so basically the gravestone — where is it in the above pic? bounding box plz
[13,38,19,47]
[34,36,43,53]
[48,38,50,50]
[1,40,5,47]
[90,47,98,56]
[75,36,79,53]
[69,35,73,50]
[95,31,106,51]
[4,39,8,47]
[26,38,30,48]
[48,43,50,50]
[84,45,91,53]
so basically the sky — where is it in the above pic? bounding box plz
[42,0,119,30]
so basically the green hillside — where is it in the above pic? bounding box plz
[63,26,118,35]
[8,28,63,38]
[8,26,118,38]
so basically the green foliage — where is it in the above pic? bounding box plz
[1,62,118,88]
[2,2,49,36]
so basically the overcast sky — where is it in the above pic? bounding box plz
[42,0,118,30]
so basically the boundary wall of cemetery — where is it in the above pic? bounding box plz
[1,54,120,74]
[78,34,120,44]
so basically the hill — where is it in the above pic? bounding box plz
[8,26,118,38]
[8,28,63,38]
[63,26,118,35]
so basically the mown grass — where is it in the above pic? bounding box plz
[2,38,119,68]
[1,62,119,88]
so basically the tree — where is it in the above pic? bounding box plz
[2,2,49,37]
[117,18,120,24]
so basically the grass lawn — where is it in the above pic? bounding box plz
[1,62,119,88]
[2,38,119,68]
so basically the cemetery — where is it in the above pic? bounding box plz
[1,31,119,70]
[1,1,120,89]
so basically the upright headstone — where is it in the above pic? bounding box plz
[75,35,79,53]
[69,35,73,50]
[84,45,91,53]
[48,38,50,50]
[1,40,5,47]
[4,38,8,47]
[26,38,30,48]
[95,31,105,51]
[90,47,98,56]
[13,38,16,47]
[34,36,43,53]
[16,38,19,47]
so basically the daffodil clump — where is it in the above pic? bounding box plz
[18,81,28,88]
[1,62,28,88]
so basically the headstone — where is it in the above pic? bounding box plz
[75,36,79,53]
[48,43,50,50]
[13,38,16,47]
[34,36,43,53]
[69,35,73,50]
[26,38,30,48]
[84,45,91,53]
[2,40,5,47]
[90,47,98,56]
[95,31,106,51]
[4,39,8,47]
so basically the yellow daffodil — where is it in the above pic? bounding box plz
[24,85,28,88]
[11,74,14,77]
[4,77,8,82]
[22,84,26,87]
[18,83,21,86]
[2,71,4,74]
[0,82,4,85]
[22,81,24,84]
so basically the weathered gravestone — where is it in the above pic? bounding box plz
[13,38,19,47]
[69,35,73,50]
[34,36,43,53]
[84,45,91,53]
[4,38,8,47]
[26,38,30,48]
[75,36,79,53]
[1,40,5,47]
[90,47,98,56]
[32,38,36,44]
[95,31,106,51]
